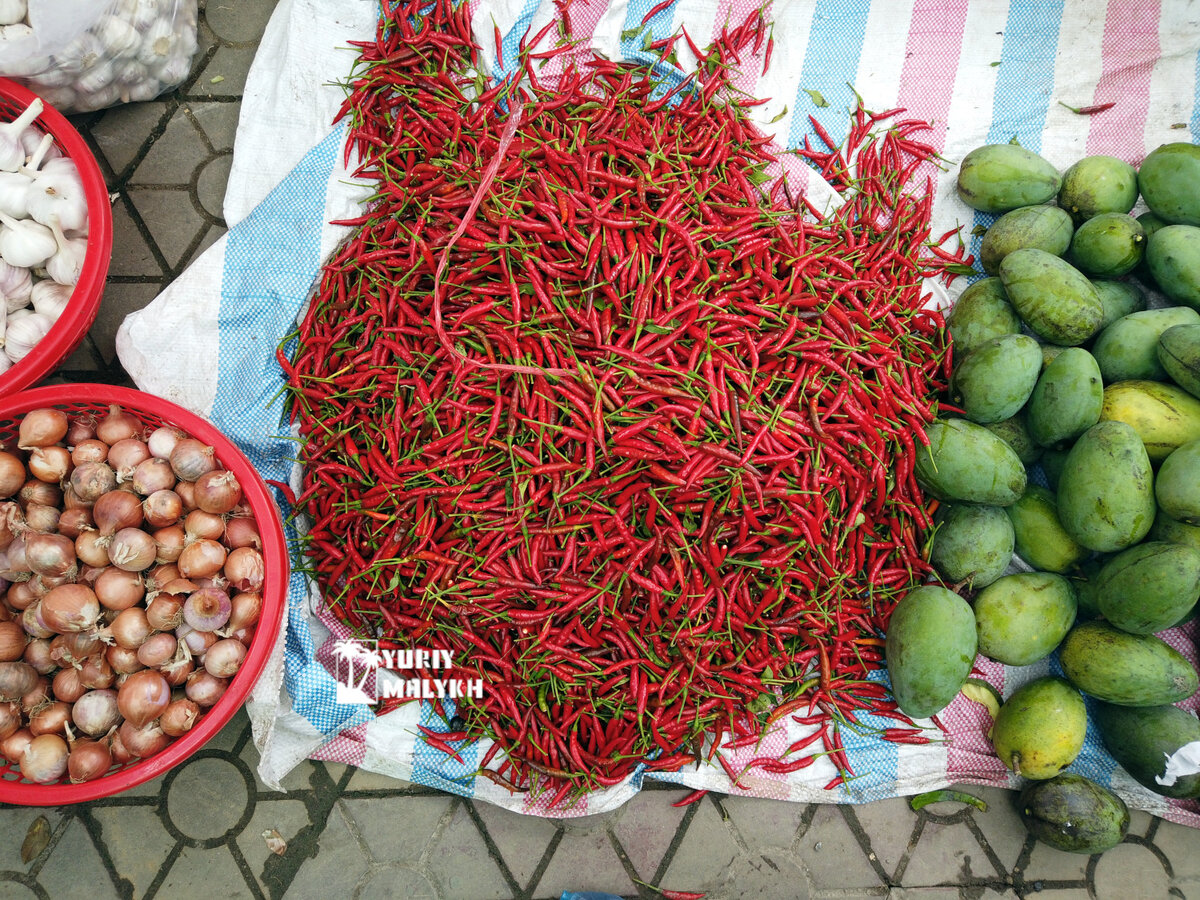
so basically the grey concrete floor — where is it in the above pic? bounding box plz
[1,1,1199,898]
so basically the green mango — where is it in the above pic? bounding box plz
[1019,774,1130,854]
[979,205,1074,275]
[1149,507,1200,552]
[946,278,1022,361]
[999,248,1104,346]
[1092,279,1147,330]
[1146,224,1200,310]
[991,676,1087,780]
[1039,446,1072,492]
[1058,155,1140,224]
[984,411,1043,466]
[1138,142,1200,225]
[1100,379,1200,462]
[1056,421,1155,552]
[973,572,1077,666]
[914,418,1027,507]
[1092,703,1200,799]
[1091,307,1200,384]
[1058,620,1199,706]
[1070,557,1108,621]
[885,585,978,719]
[952,334,1042,424]
[1025,347,1103,449]
[1005,485,1088,573]
[1155,439,1200,523]
[1158,322,1200,398]
[1067,213,1145,278]
[1095,541,1200,634]
[929,504,1014,589]
[957,144,1061,214]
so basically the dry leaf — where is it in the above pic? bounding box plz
[262,829,287,856]
[21,816,50,864]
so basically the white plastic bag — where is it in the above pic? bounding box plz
[0,0,199,113]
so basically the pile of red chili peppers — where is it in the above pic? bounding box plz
[280,0,958,804]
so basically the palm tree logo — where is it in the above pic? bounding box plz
[332,639,382,704]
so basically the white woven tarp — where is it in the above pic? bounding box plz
[117,0,1200,822]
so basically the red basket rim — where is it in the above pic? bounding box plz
[0,77,113,396]
[0,384,288,804]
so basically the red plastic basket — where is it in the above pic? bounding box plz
[0,384,287,804]
[0,77,113,396]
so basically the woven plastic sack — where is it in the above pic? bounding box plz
[117,0,1200,824]
[0,0,200,113]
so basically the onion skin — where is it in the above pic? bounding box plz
[184,671,228,707]
[178,539,227,580]
[29,700,71,736]
[136,632,176,668]
[169,439,218,482]
[224,547,264,593]
[223,516,261,550]
[70,462,118,503]
[107,527,158,573]
[20,732,69,783]
[23,638,55,675]
[117,669,171,728]
[117,719,170,759]
[182,587,231,632]
[93,490,145,536]
[51,666,87,703]
[56,506,95,539]
[40,584,102,633]
[71,689,120,737]
[24,532,77,579]
[17,408,69,450]
[94,567,146,612]
[105,645,145,676]
[1,727,33,764]
[203,638,247,678]
[0,700,20,740]
[71,439,109,466]
[27,445,71,484]
[77,653,116,691]
[159,698,199,737]
[107,606,152,651]
[96,406,143,445]
[68,739,113,782]
[0,661,39,701]
[0,451,25,498]
[145,593,184,631]
[193,469,242,515]
[0,619,27,661]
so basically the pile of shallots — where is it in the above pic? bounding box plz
[0,96,89,371]
[0,404,265,784]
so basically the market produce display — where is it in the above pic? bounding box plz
[281,0,962,803]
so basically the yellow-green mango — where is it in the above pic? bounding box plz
[979,205,1074,275]
[952,334,1042,424]
[1100,379,1200,462]
[914,418,1027,506]
[1146,224,1200,309]
[1158,322,1200,398]
[999,248,1104,346]
[1070,557,1108,621]
[1067,213,1145,278]
[1155,439,1200,523]
[1092,703,1200,799]
[946,278,1022,361]
[991,676,1087,780]
[1059,155,1139,224]
[885,585,978,719]
[1005,485,1088,573]
[1057,421,1155,552]
[1039,446,1072,492]
[1092,279,1147,330]
[1095,541,1200,634]
[1092,307,1200,384]
[957,144,1061,214]
[1019,774,1131,853]
[1058,620,1199,706]
[1138,142,1200,225]
[973,572,1077,666]
[984,411,1042,466]
[1025,347,1103,448]
[1149,507,1200,552]
[929,504,1014,589]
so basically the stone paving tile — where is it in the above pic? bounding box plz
[107,203,163,278]
[239,738,320,795]
[0,808,57,873]
[156,845,258,899]
[232,797,311,894]
[131,114,212,186]
[427,801,512,900]
[965,787,1029,873]
[721,794,809,850]
[662,799,743,894]
[531,826,634,900]
[206,0,281,43]
[288,801,371,891]
[197,153,235,220]
[1092,840,1173,899]
[185,101,242,152]
[900,817,1001,886]
[721,851,813,899]
[473,799,560,889]
[1021,838,1090,883]
[846,798,918,878]
[165,754,255,841]
[91,806,178,898]
[795,803,884,891]
[359,862,441,900]
[90,101,171,176]
[127,187,210,269]
[90,283,162,365]
[35,818,122,900]
[194,47,261,97]
[1153,817,1200,881]
[342,795,453,863]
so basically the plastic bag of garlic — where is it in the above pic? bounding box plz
[0,0,199,114]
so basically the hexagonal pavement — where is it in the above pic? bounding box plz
[2,2,1199,899]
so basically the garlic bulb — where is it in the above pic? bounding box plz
[74,60,117,96]
[4,310,52,362]
[137,18,176,67]
[56,33,104,77]
[44,218,84,286]
[0,98,41,173]
[29,279,70,319]
[94,16,141,59]
[0,259,31,306]
[0,0,26,28]
[25,164,86,234]
[0,212,55,269]
[0,171,29,219]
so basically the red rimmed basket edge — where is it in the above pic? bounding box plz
[0,77,113,397]
[0,384,288,805]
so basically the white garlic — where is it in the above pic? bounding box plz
[3,310,51,362]
[136,18,176,67]
[151,54,191,89]
[0,171,30,219]
[55,32,104,76]
[43,218,85,286]
[29,278,70,319]
[0,211,55,268]
[26,164,87,234]
[0,0,26,27]
[73,59,117,95]
[0,97,41,173]
[93,15,141,59]
[0,259,31,306]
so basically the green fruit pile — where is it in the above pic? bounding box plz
[885,142,1200,843]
